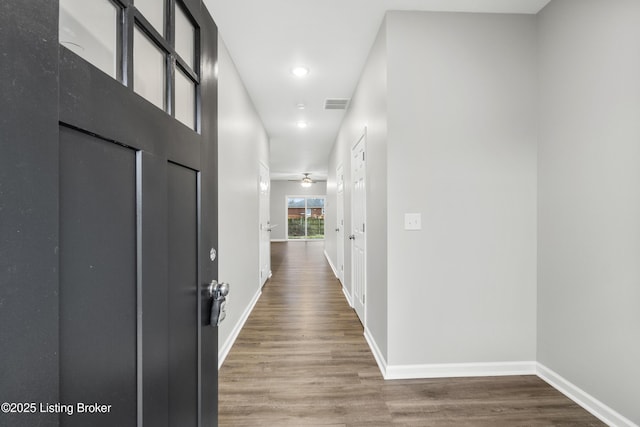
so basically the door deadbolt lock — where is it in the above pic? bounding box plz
[348,234,355,240]
[208,280,229,327]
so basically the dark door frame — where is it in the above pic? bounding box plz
[0,1,219,425]
[1,3,60,427]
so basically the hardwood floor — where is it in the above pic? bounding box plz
[218,241,604,427]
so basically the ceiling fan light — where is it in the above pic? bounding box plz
[301,173,313,187]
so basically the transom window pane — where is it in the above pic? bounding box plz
[175,68,196,129]
[133,27,166,110]
[134,0,165,36]
[175,4,195,70]
[59,0,118,79]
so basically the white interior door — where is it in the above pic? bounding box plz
[351,133,366,325]
[259,162,271,286]
[336,164,346,288]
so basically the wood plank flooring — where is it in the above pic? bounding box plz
[218,241,604,426]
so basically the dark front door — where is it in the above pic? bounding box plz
[1,1,218,426]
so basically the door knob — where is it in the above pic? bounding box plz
[208,280,229,326]
[335,228,340,232]
[348,234,355,240]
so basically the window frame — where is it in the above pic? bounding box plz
[58,0,202,132]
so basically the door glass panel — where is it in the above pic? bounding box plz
[175,68,195,129]
[175,4,195,70]
[306,198,325,239]
[287,198,306,239]
[134,26,166,110]
[287,197,325,240]
[134,0,165,36]
[59,0,119,79]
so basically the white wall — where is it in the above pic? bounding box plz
[269,180,327,241]
[327,11,538,372]
[326,21,389,360]
[217,37,270,364]
[537,0,640,424]
[385,11,538,367]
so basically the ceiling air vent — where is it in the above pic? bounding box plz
[324,98,350,110]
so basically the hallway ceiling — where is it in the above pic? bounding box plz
[203,0,551,181]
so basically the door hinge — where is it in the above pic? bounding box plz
[363,294,365,304]
[362,223,365,233]
[362,152,365,161]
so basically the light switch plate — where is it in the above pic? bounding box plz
[404,213,421,230]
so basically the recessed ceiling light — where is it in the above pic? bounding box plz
[296,120,308,129]
[296,103,306,110]
[291,66,309,77]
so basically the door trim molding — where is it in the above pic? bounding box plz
[258,161,271,287]
[350,129,367,327]
[335,162,345,285]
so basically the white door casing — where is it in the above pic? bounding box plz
[351,132,366,325]
[259,162,271,285]
[336,164,346,288]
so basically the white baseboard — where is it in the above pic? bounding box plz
[536,363,638,427]
[324,250,339,278]
[341,285,353,307]
[324,250,352,306]
[375,359,637,425]
[384,361,537,380]
[364,328,387,378]
[270,239,287,242]
[218,288,262,369]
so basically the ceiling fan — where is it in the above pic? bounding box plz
[288,173,315,188]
